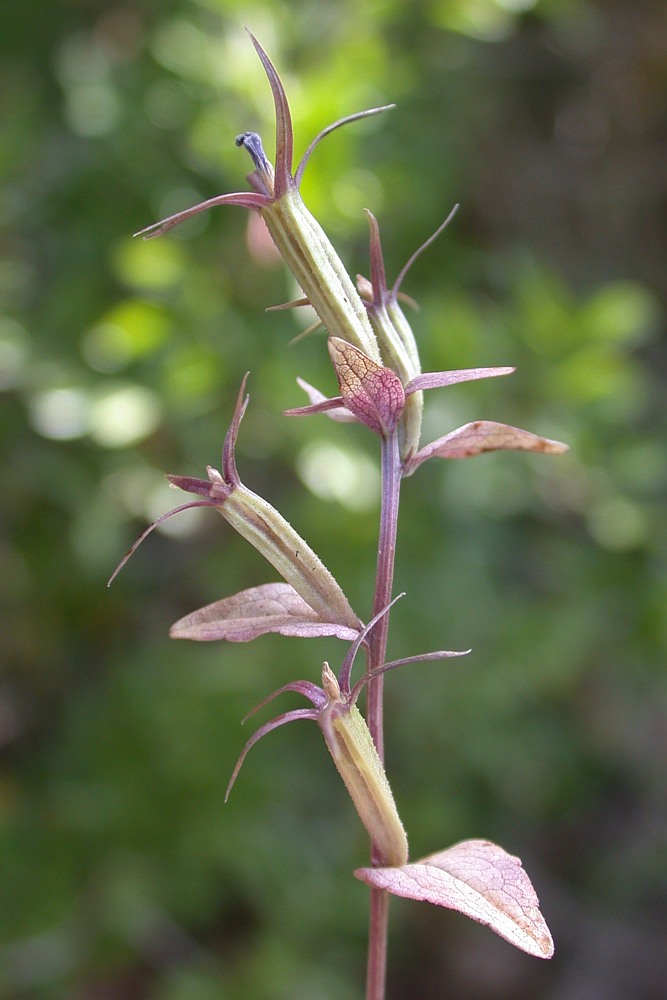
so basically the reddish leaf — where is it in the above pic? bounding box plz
[406,367,514,394]
[170,583,360,642]
[328,337,405,435]
[355,839,554,959]
[409,420,569,471]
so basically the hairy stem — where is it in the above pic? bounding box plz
[366,429,402,1000]
[367,430,402,762]
[366,887,390,1000]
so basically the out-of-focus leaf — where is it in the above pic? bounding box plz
[408,421,569,471]
[355,838,554,959]
[406,367,514,393]
[170,582,360,642]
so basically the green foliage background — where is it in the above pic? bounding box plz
[1,1,666,997]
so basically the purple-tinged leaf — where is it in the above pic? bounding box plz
[408,420,569,472]
[355,839,554,959]
[405,367,515,395]
[328,337,405,435]
[169,583,360,642]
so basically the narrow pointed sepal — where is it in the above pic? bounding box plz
[246,30,293,197]
[286,379,357,423]
[134,191,271,240]
[283,395,351,419]
[225,707,319,802]
[265,296,313,312]
[107,498,216,585]
[294,105,395,188]
[391,205,459,300]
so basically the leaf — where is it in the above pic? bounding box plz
[328,337,405,435]
[170,583,360,642]
[406,367,515,394]
[409,420,569,471]
[355,839,554,959]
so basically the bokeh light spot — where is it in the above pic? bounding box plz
[89,385,162,448]
[64,83,120,138]
[297,441,379,512]
[587,496,647,551]
[82,301,170,373]
[29,387,90,440]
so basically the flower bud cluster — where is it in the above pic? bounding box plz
[119,31,568,874]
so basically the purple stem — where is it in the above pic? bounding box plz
[366,887,390,1000]
[365,428,402,1000]
[367,429,402,764]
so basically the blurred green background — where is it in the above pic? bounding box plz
[1,0,666,997]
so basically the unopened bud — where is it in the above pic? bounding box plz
[221,486,360,632]
[319,664,408,867]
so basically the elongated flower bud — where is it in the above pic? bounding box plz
[358,211,425,462]
[135,35,385,366]
[219,484,360,632]
[320,664,408,866]
[266,189,381,363]
[235,131,381,365]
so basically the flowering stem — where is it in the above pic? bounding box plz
[366,886,390,1000]
[365,428,402,1000]
[367,429,402,765]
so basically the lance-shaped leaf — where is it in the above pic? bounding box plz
[405,420,569,474]
[170,583,360,642]
[355,838,554,959]
[405,367,515,393]
[328,337,405,435]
